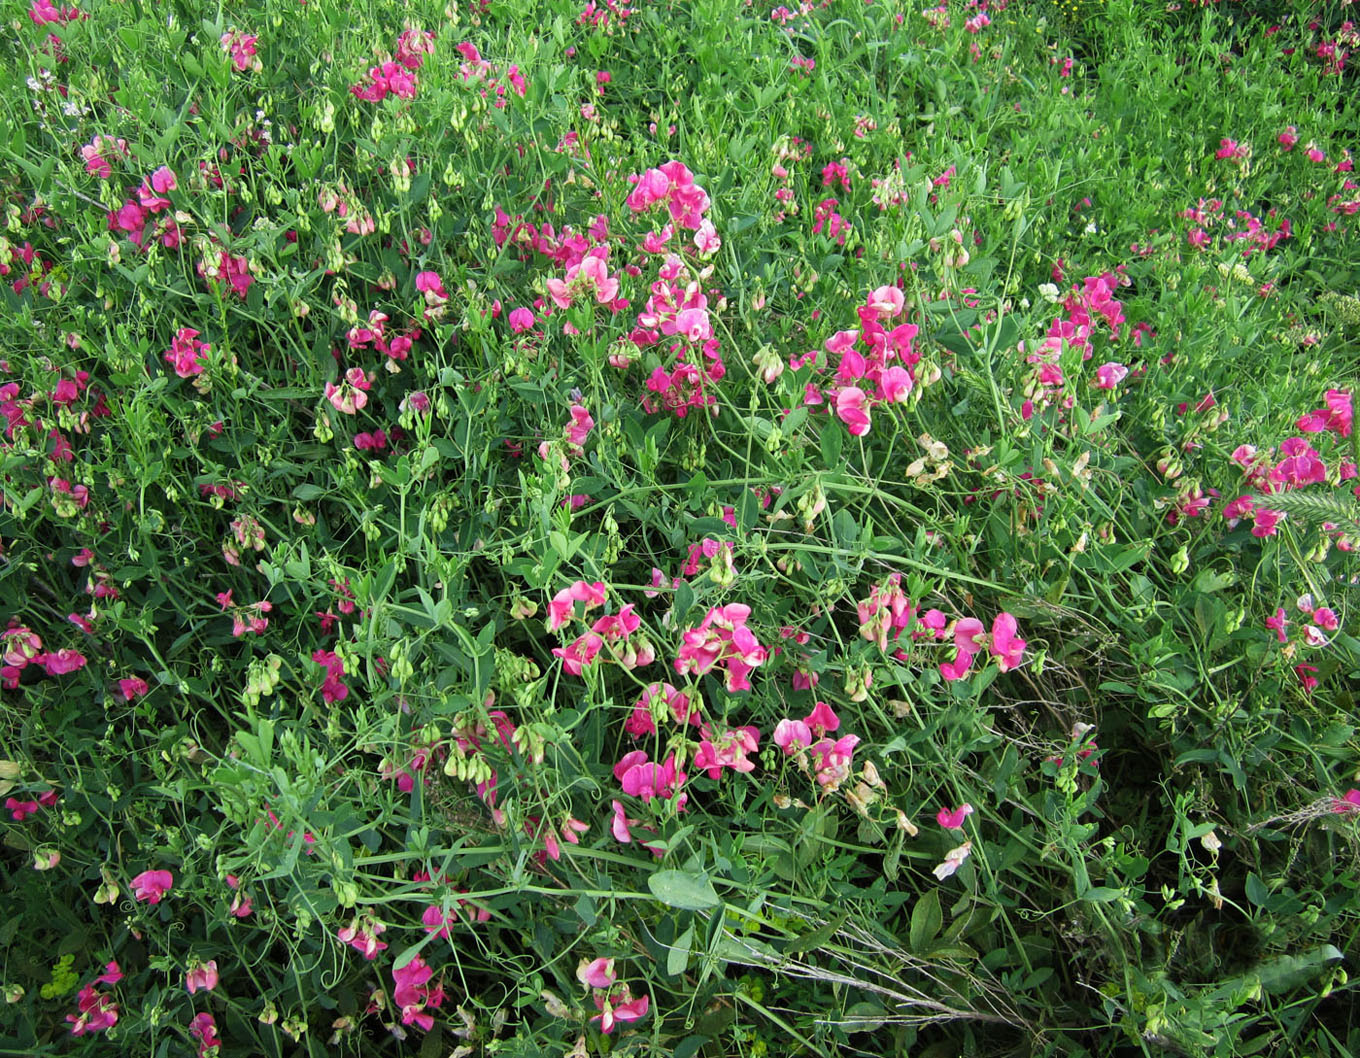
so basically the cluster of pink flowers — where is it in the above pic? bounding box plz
[614,750,686,805]
[546,251,623,312]
[325,367,374,415]
[107,165,180,250]
[2,624,88,688]
[673,603,768,692]
[549,581,654,676]
[938,612,1027,681]
[577,957,650,1034]
[626,161,712,230]
[1182,197,1293,258]
[196,248,254,299]
[352,27,435,102]
[1223,394,1356,541]
[220,28,260,73]
[312,649,350,702]
[338,916,389,960]
[162,327,210,379]
[812,197,852,245]
[1267,593,1343,680]
[774,702,860,792]
[450,41,526,106]
[802,284,918,437]
[6,787,58,821]
[66,963,121,1036]
[347,308,420,365]
[1021,271,1131,419]
[189,1012,221,1057]
[392,956,445,1032]
[215,590,271,636]
[80,134,127,178]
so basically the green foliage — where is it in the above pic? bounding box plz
[1,0,1358,1056]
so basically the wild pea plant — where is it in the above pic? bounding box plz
[2,0,1358,1055]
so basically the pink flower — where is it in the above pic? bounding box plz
[96,962,122,986]
[610,799,636,843]
[185,960,219,994]
[593,990,650,1035]
[119,676,149,700]
[1333,789,1360,813]
[547,580,607,631]
[1265,608,1290,643]
[835,386,871,436]
[553,632,604,676]
[804,701,840,737]
[878,366,913,403]
[939,617,985,681]
[577,957,617,989]
[508,306,535,332]
[989,612,1026,672]
[66,984,119,1036]
[189,1012,221,1057]
[773,718,813,754]
[1251,507,1285,537]
[1278,126,1298,151]
[324,367,371,415]
[338,917,388,960]
[1093,362,1128,389]
[392,955,443,1032]
[164,327,211,378]
[936,803,974,830]
[131,869,174,904]
[866,284,905,318]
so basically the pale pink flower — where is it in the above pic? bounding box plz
[185,960,219,994]
[933,841,972,880]
[577,957,616,989]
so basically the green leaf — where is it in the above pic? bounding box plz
[647,869,720,910]
[909,889,943,951]
[820,422,843,467]
[667,924,695,976]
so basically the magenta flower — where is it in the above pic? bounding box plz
[1333,789,1360,813]
[189,1012,221,1058]
[66,984,119,1036]
[593,990,650,1034]
[552,632,604,676]
[939,617,985,681]
[1093,362,1128,389]
[547,580,607,632]
[131,869,173,904]
[392,956,443,1033]
[989,613,1026,672]
[835,387,871,436]
[674,604,768,692]
[936,803,974,830]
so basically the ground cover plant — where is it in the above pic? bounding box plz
[1,0,1358,1054]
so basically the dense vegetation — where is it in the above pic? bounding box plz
[1,0,1358,1054]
